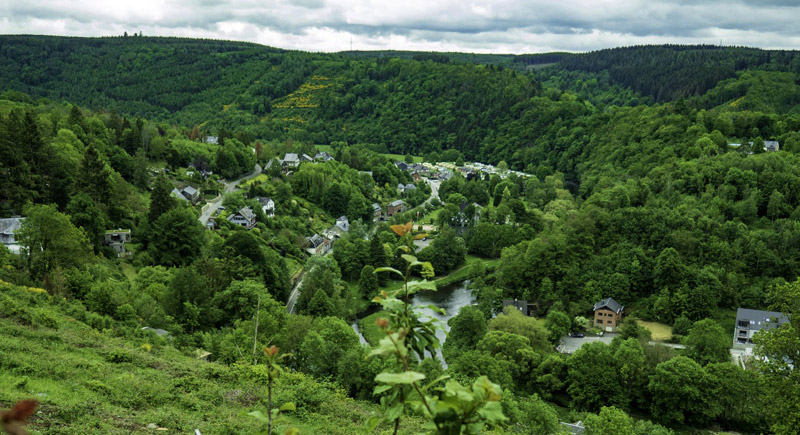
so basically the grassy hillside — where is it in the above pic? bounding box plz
[0,280,424,434]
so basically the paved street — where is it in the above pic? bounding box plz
[198,163,262,225]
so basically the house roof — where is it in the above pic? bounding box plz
[405,183,416,190]
[302,153,314,161]
[238,207,255,221]
[308,234,325,248]
[736,308,789,331]
[283,153,299,162]
[228,207,256,223]
[182,186,198,196]
[389,200,405,207]
[171,188,189,201]
[372,203,381,211]
[205,136,218,144]
[105,228,131,235]
[257,197,274,206]
[0,217,24,235]
[593,297,623,314]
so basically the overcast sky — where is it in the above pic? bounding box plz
[2,0,800,54]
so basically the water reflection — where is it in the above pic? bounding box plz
[410,280,475,366]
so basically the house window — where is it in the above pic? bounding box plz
[607,320,613,324]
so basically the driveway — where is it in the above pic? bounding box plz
[558,334,616,354]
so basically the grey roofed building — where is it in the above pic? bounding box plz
[0,217,24,254]
[734,308,789,347]
[397,183,405,192]
[281,153,300,169]
[404,183,417,191]
[764,140,780,152]
[204,136,218,144]
[395,161,409,171]
[227,207,257,229]
[171,188,189,201]
[593,297,623,314]
[335,215,350,232]
[389,199,404,207]
[502,299,529,316]
[315,152,335,161]
[181,185,200,203]
[301,153,314,162]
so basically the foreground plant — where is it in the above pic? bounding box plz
[368,222,505,434]
[1,400,37,435]
[249,346,296,435]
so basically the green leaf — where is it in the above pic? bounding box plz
[477,401,507,424]
[248,410,269,423]
[422,375,451,392]
[373,384,393,395]
[366,415,385,432]
[401,254,418,264]
[374,266,403,277]
[375,371,426,384]
[407,280,437,292]
[279,402,296,412]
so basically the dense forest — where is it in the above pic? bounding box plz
[1,36,800,435]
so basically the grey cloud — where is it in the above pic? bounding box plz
[2,0,800,53]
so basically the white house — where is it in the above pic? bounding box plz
[258,197,275,217]
[0,217,24,254]
[227,207,257,229]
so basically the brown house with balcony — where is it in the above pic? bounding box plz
[593,297,623,332]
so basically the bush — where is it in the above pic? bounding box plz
[32,308,59,329]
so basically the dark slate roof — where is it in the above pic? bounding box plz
[308,234,325,248]
[404,183,417,190]
[593,297,623,314]
[736,308,789,331]
[389,200,404,207]
[283,153,299,162]
[182,186,198,196]
[372,203,381,211]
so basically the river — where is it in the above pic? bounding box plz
[351,279,474,366]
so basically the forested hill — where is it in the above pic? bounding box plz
[3,35,800,176]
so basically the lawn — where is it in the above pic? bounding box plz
[638,320,673,341]
[381,153,423,163]
[357,311,389,346]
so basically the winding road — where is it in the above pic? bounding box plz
[199,164,262,226]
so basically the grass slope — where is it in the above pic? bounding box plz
[0,280,421,434]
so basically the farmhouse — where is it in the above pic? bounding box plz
[387,200,405,217]
[104,229,131,257]
[593,297,623,332]
[733,308,789,348]
[0,217,24,254]
[227,207,257,229]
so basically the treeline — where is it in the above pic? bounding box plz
[556,44,800,102]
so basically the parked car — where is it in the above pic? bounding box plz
[570,332,585,338]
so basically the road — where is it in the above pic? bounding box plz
[558,333,687,354]
[425,179,441,205]
[199,163,262,225]
[286,269,306,314]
